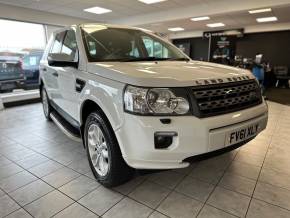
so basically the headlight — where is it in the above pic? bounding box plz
[124,85,190,115]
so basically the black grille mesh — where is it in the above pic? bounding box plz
[192,80,262,117]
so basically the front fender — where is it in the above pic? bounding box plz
[78,74,126,131]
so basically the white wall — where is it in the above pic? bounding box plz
[0,3,93,27]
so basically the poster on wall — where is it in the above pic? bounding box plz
[210,35,237,65]
[204,29,243,65]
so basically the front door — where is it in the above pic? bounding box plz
[56,29,80,122]
[44,31,66,102]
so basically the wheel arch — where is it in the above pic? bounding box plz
[80,99,115,148]
[81,98,133,186]
[80,99,104,126]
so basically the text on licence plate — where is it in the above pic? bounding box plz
[227,123,259,145]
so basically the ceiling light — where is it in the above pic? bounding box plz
[191,16,210,21]
[256,16,278,23]
[168,27,184,32]
[206,23,225,28]
[138,0,167,4]
[84,6,112,14]
[249,8,272,14]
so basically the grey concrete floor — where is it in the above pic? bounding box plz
[0,101,290,218]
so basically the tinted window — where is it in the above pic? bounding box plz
[81,25,187,62]
[83,28,141,61]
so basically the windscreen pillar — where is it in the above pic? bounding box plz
[0,96,4,110]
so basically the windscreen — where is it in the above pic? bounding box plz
[81,25,188,62]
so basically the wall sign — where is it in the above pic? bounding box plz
[203,29,244,38]
[204,29,244,65]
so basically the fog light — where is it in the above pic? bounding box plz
[154,132,177,149]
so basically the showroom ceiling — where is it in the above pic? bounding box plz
[1,0,290,33]
[0,0,195,20]
[141,5,290,33]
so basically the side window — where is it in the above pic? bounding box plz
[142,36,153,56]
[50,31,66,55]
[129,41,140,57]
[88,41,97,56]
[61,30,78,62]
[142,36,169,58]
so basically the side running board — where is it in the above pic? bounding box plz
[50,111,82,143]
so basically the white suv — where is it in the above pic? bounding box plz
[40,24,268,187]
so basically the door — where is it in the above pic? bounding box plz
[57,29,80,122]
[43,31,66,102]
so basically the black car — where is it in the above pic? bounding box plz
[0,52,25,93]
[22,51,43,89]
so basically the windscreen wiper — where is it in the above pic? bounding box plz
[122,57,190,62]
[167,57,190,61]
[121,57,171,62]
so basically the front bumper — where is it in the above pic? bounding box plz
[115,101,268,169]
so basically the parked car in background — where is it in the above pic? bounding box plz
[22,50,44,89]
[0,52,25,93]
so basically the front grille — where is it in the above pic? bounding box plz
[191,80,262,117]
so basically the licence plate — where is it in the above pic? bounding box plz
[226,123,260,146]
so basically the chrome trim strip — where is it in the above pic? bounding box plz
[50,113,82,142]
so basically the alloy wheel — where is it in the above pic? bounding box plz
[42,89,49,117]
[87,124,110,177]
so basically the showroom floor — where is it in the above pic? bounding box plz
[0,101,290,218]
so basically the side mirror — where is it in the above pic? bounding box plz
[48,54,78,68]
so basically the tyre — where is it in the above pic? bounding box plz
[84,111,133,187]
[41,86,52,121]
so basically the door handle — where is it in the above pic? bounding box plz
[41,67,47,72]
[52,72,58,77]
